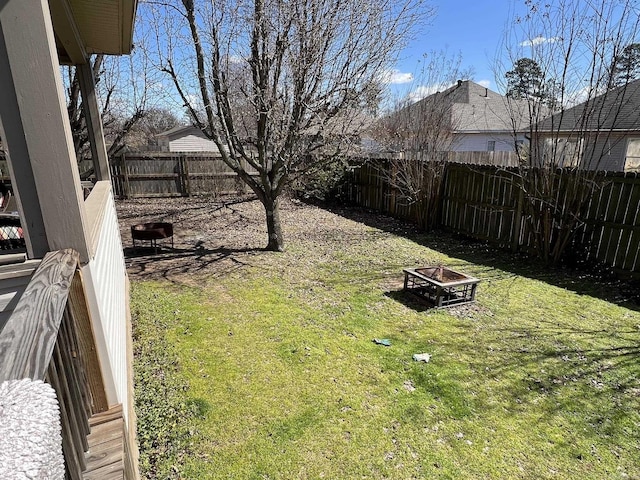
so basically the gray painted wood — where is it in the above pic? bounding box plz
[0,249,78,381]
[48,0,87,65]
[0,0,90,262]
[78,63,111,182]
[0,259,40,330]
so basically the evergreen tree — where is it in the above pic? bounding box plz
[610,43,640,88]
[506,57,545,100]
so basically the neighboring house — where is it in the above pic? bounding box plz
[533,79,640,172]
[157,125,222,153]
[374,80,529,159]
[0,1,138,478]
[450,80,529,152]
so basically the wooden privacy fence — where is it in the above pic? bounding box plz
[110,152,257,198]
[343,160,640,275]
[445,150,519,167]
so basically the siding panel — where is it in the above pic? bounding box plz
[83,188,129,420]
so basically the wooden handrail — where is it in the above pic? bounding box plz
[0,248,101,479]
[0,249,78,381]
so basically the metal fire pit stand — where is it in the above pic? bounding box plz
[403,267,479,308]
[131,222,174,253]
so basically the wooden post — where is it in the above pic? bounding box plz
[122,153,131,199]
[512,185,525,253]
[77,62,111,182]
[0,0,90,262]
[182,154,191,196]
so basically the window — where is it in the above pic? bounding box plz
[487,140,496,152]
[624,138,640,172]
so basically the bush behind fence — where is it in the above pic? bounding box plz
[342,159,640,276]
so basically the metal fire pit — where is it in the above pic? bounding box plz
[131,222,174,253]
[403,266,479,308]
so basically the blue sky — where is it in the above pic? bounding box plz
[389,0,522,97]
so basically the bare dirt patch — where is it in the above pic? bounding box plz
[116,195,419,284]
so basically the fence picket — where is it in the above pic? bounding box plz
[342,158,640,275]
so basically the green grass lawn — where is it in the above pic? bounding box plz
[131,210,640,479]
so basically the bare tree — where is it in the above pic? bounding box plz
[122,107,182,151]
[64,55,143,171]
[496,0,640,264]
[147,0,431,251]
[372,51,471,230]
[63,20,171,176]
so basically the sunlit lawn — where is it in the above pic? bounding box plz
[131,209,640,479]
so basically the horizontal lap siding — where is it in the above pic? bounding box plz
[84,189,129,416]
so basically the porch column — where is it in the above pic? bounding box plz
[0,0,90,261]
[78,62,112,182]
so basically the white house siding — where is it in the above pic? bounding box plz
[82,189,130,419]
[452,133,520,152]
[582,135,628,171]
[169,134,220,153]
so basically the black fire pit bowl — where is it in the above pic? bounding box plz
[131,222,174,253]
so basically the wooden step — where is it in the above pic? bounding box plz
[83,405,126,480]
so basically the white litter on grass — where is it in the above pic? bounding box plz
[413,353,431,363]
[403,380,416,392]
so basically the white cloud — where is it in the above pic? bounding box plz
[477,79,492,89]
[381,69,414,85]
[520,36,561,47]
[406,85,439,103]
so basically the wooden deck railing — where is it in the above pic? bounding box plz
[0,249,107,479]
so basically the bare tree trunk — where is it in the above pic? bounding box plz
[262,193,284,252]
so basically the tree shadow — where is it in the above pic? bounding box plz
[325,204,640,311]
[473,320,640,440]
[123,245,262,283]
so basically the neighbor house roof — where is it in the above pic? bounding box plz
[50,0,138,64]
[385,80,531,134]
[156,125,198,139]
[536,78,640,133]
[452,81,529,133]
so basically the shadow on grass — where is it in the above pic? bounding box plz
[123,245,261,283]
[325,203,640,444]
[482,327,640,438]
[325,204,640,312]
[384,289,435,312]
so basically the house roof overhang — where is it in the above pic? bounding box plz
[49,0,138,65]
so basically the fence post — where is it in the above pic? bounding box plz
[121,153,130,199]
[389,161,397,215]
[184,155,191,196]
[178,154,191,196]
[512,185,524,252]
